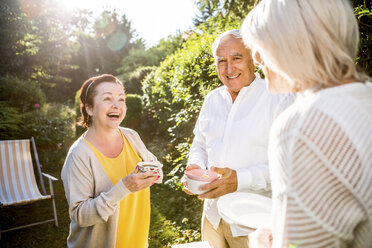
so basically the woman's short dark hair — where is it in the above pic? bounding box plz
[79,74,124,128]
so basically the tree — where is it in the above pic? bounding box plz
[116,33,184,95]
[194,0,258,25]
[0,0,82,102]
[193,0,219,26]
[61,9,143,102]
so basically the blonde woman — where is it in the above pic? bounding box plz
[62,74,162,248]
[241,0,372,247]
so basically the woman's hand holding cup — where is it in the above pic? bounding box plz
[122,167,159,192]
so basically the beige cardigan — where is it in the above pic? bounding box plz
[61,127,158,248]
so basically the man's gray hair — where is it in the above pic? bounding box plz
[211,29,242,60]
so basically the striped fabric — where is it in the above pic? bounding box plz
[0,139,50,207]
[269,83,372,248]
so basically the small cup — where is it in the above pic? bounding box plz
[185,169,219,195]
[137,161,163,173]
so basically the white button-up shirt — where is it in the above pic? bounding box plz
[188,77,294,236]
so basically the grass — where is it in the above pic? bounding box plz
[0,151,202,247]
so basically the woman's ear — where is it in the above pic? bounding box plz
[85,104,93,116]
[252,50,263,67]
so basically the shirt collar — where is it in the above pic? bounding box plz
[222,76,260,101]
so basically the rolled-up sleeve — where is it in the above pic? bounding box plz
[236,163,270,191]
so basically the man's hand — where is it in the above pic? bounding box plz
[181,164,201,195]
[198,166,237,199]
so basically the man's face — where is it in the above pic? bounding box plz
[216,36,255,94]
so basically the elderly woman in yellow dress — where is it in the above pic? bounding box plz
[241,0,372,247]
[62,74,162,248]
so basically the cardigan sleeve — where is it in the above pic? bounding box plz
[62,149,131,227]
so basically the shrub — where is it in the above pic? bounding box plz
[22,103,76,165]
[124,66,156,94]
[0,75,46,112]
[0,101,25,140]
[122,93,143,130]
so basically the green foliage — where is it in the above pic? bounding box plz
[122,94,143,129]
[0,74,75,165]
[73,89,87,138]
[149,184,202,247]
[0,102,24,140]
[118,48,157,81]
[117,34,184,95]
[194,0,258,25]
[0,75,46,111]
[24,103,75,146]
[0,0,144,103]
[353,1,372,76]
[125,66,156,94]
[23,103,75,165]
[0,0,81,102]
[0,101,75,166]
[74,89,82,120]
[149,207,199,248]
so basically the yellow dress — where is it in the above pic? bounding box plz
[85,134,150,248]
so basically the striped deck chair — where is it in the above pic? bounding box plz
[0,137,58,234]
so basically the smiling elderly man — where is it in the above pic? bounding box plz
[182,29,294,248]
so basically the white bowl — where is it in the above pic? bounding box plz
[186,177,212,195]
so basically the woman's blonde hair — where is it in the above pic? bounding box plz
[241,0,368,92]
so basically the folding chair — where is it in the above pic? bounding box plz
[0,137,58,235]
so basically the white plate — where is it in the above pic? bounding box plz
[217,192,272,229]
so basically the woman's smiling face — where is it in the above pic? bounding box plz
[86,82,126,130]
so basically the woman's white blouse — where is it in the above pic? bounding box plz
[269,82,372,247]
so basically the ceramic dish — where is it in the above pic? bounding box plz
[184,169,219,195]
[217,192,272,229]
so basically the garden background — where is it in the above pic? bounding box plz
[0,0,370,247]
